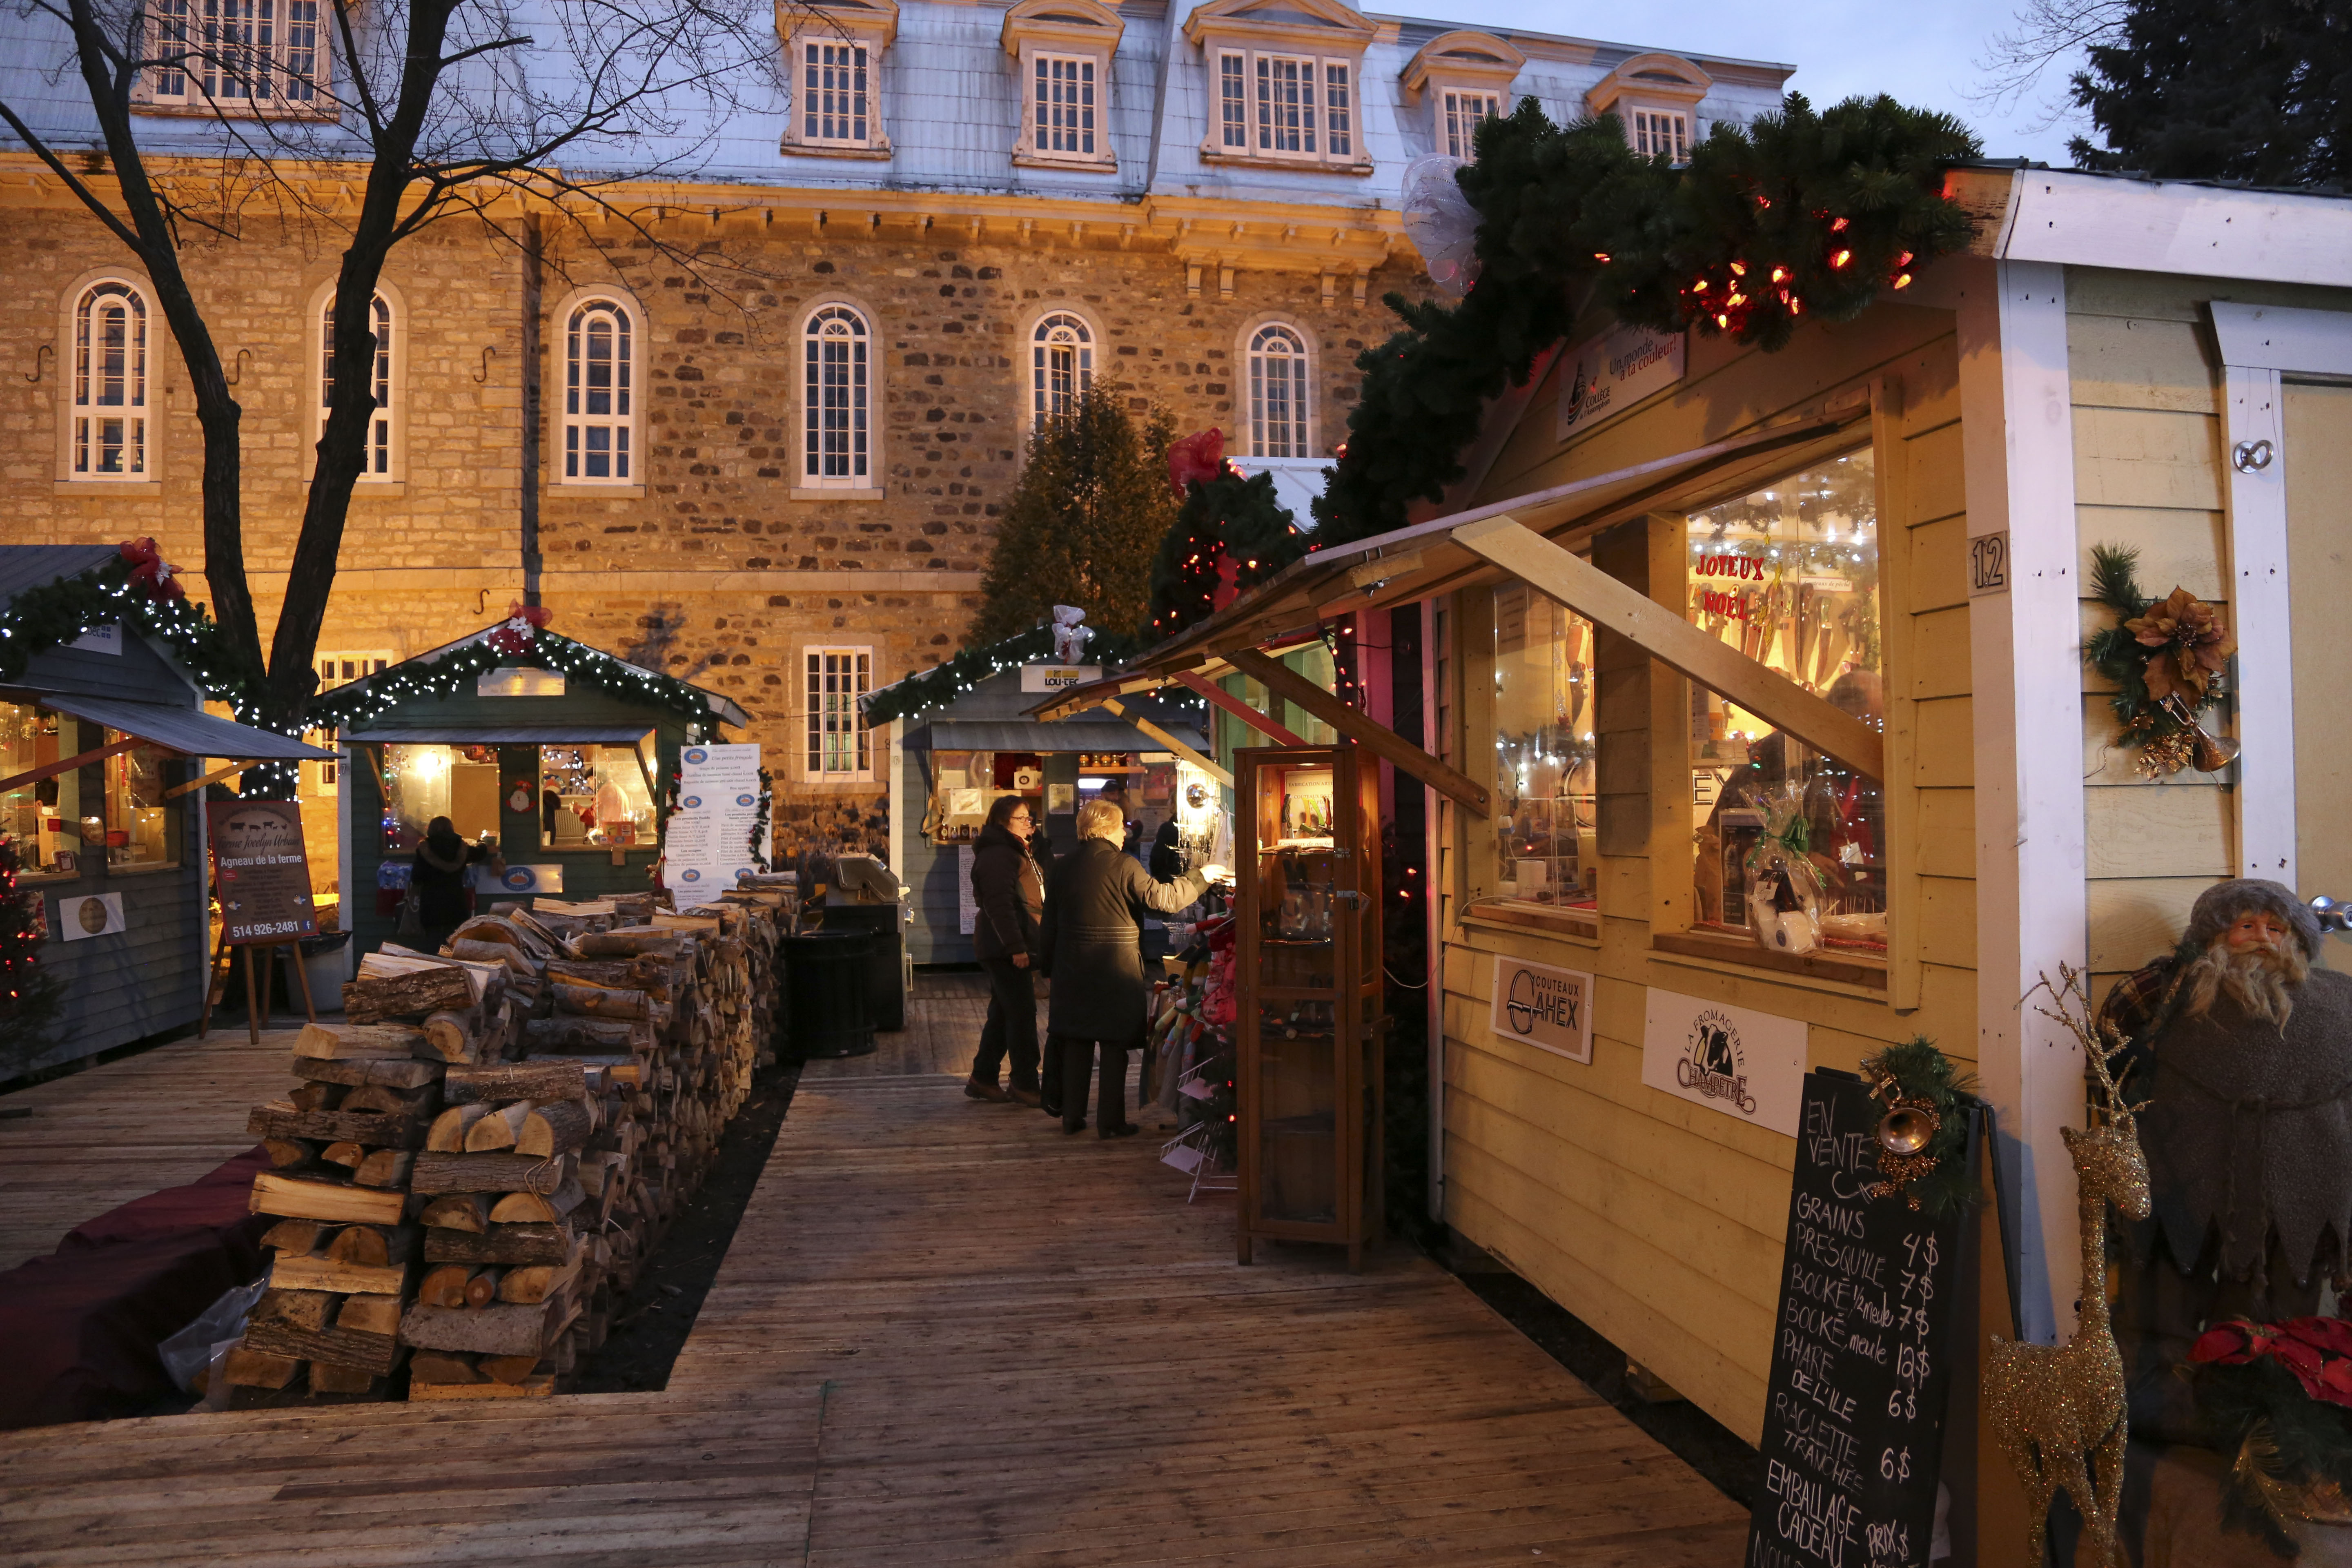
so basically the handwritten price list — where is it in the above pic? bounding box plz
[1746,1071,1974,1568]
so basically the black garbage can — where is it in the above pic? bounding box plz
[781,930,876,1059]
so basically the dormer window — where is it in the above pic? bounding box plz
[1401,31,1523,163]
[1185,0,1374,174]
[136,0,333,117]
[779,0,897,158]
[1003,0,1123,171]
[1586,52,1711,167]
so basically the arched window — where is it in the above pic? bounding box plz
[1030,311,1093,423]
[320,291,394,477]
[564,298,635,482]
[1246,323,1312,458]
[70,281,149,478]
[803,305,871,486]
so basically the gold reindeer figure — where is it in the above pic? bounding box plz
[1982,963,2152,1568]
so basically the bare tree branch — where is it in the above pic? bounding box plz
[1972,0,2131,131]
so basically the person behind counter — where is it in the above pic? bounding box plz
[1039,798,1225,1137]
[965,794,1045,1108]
[410,815,501,951]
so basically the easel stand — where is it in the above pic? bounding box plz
[199,933,316,1044]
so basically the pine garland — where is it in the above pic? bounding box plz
[0,552,258,713]
[1858,1036,1980,1220]
[859,621,1150,728]
[307,626,734,733]
[1146,469,1309,639]
[1314,95,1980,545]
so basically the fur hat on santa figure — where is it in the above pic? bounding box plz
[2184,878,2323,960]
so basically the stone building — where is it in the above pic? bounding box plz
[0,0,1786,858]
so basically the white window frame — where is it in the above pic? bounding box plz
[1211,46,1358,165]
[1002,0,1121,170]
[803,38,872,146]
[801,303,875,491]
[554,290,642,488]
[1243,320,1313,458]
[1585,53,1711,169]
[65,277,154,483]
[1029,310,1096,427]
[805,647,874,781]
[1631,108,1690,164]
[1442,89,1500,160]
[136,0,331,116]
[1401,31,1523,165]
[310,279,403,483]
[778,0,896,158]
[307,650,390,797]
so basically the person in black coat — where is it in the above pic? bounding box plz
[1038,798,1223,1136]
[966,794,1045,1106]
[411,815,497,952]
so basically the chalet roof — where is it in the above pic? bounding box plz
[0,546,120,613]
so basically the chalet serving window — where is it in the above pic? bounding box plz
[802,304,873,487]
[1245,322,1311,457]
[69,280,151,480]
[143,0,327,112]
[2,704,87,878]
[1490,587,1597,911]
[319,290,395,478]
[102,736,177,869]
[1684,451,1885,956]
[806,648,872,779]
[538,744,653,850]
[1031,311,1095,424]
[561,296,637,483]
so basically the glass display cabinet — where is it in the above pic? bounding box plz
[1235,744,1383,1268]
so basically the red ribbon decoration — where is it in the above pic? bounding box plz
[118,537,185,603]
[1167,427,1226,497]
[486,600,552,655]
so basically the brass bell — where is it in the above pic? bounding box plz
[1878,1103,1938,1156]
[2192,725,2241,774]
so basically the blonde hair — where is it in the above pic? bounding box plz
[1076,798,1126,844]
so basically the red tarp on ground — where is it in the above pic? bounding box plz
[0,1147,270,1430]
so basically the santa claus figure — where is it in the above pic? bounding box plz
[2099,878,2352,1442]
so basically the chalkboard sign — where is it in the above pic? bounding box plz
[1746,1069,1977,1568]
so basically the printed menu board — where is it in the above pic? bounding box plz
[666,744,764,898]
[1746,1070,1975,1568]
[207,800,318,944]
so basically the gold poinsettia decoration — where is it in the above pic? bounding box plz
[2125,586,2236,703]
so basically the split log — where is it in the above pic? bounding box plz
[324,1225,418,1268]
[269,1250,409,1297]
[552,982,648,1020]
[288,1082,341,1112]
[342,1082,435,1116]
[352,1150,413,1189]
[425,1103,490,1152]
[444,1061,589,1106]
[450,937,538,977]
[496,1256,578,1306]
[321,1142,365,1169]
[246,1101,425,1148]
[410,1151,572,1195]
[308,1362,390,1394]
[242,1297,401,1374]
[261,1139,318,1171]
[479,1353,542,1385]
[293,1022,428,1061]
[343,966,473,1023]
[335,1296,403,1337]
[522,1017,650,1056]
[249,1173,406,1226]
[223,1345,301,1390]
[408,1350,483,1385]
[422,1223,571,1267]
[420,1009,482,1064]
[487,1180,584,1225]
[463,1268,503,1309]
[418,1263,474,1309]
[575,930,682,960]
[419,1193,491,1233]
[515,1101,591,1158]
[253,1289,334,1334]
[462,1102,535,1153]
[260,1219,330,1255]
[399,1299,575,1358]
[292,1055,442,1090]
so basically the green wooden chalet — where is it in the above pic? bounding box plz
[310,619,751,960]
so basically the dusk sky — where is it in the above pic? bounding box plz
[1443,0,2091,167]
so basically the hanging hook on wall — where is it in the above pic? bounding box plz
[225,348,255,386]
[474,346,495,383]
[24,343,53,383]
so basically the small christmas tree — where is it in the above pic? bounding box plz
[1146,429,1307,638]
[0,835,66,1080]
[974,387,1176,643]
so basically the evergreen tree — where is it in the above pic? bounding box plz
[2069,0,2352,185]
[975,387,1176,643]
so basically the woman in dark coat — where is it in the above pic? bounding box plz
[1038,798,1221,1136]
[411,815,497,952]
[966,794,1045,1106]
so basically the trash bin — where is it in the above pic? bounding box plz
[781,930,875,1059]
[301,931,352,1013]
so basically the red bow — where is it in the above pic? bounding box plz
[118,538,185,603]
[1167,428,1226,497]
[486,601,552,655]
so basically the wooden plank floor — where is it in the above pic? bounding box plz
[0,972,1748,1567]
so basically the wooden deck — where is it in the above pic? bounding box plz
[0,973,1748,1566]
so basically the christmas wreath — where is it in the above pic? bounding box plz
[1313,95,1980,546]
[2190,1317,2352,1556]
[2085,544,2238,778]
[1856,1036,1979,1218]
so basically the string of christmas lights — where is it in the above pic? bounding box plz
[307,621,730,733]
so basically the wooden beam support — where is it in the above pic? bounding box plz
[1453,515,1886,781]
[1172,670,1307,746]
[164,759,262,800]
[0,737,143,796]
[1098,700,1234,788]
[1225,648,1491,818]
